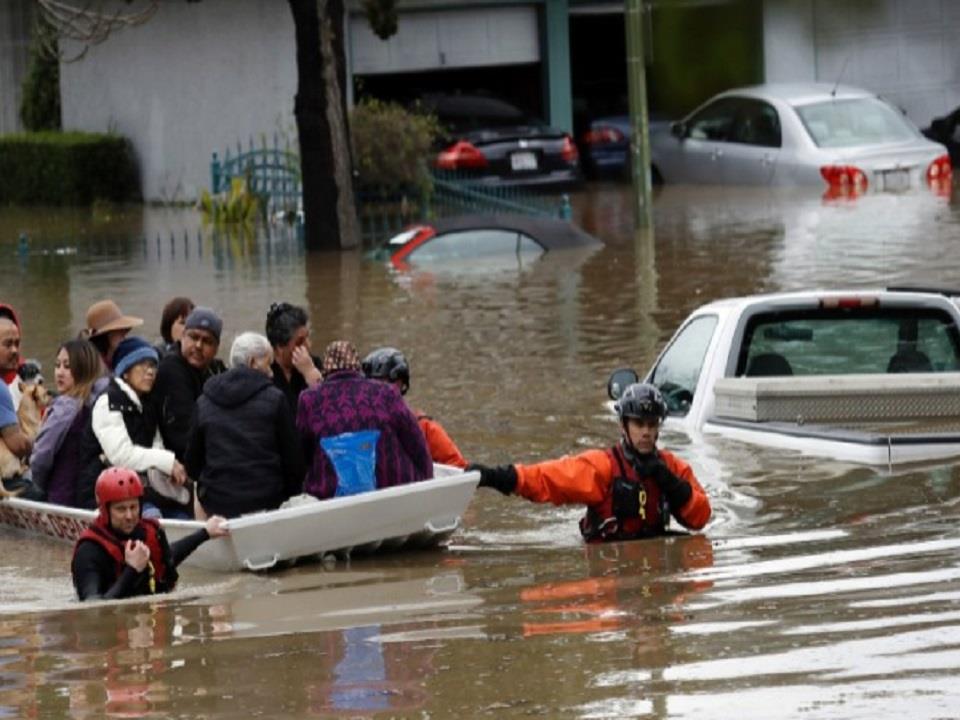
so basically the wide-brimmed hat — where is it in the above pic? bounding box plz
[85,300,143,338]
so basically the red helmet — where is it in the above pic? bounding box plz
[95,467,144,509]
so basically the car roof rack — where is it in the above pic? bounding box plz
[887,285,960,298]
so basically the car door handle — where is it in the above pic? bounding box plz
[761,153,773,165]
[712,149,723,160]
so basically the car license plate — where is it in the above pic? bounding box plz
[881,168,910,191]
[511,152,538,172]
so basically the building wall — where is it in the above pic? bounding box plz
[764,0,960,126]
[60,0,296,202]
[0,0,34,134]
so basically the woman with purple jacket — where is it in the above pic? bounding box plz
[30,339,102,505]
[296,340,432,499]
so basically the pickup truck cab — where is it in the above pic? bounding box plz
[610,288,960,466]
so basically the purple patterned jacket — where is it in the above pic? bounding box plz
[296,370,432,499]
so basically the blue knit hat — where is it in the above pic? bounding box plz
[113,336,158,377]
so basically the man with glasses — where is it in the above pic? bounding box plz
[154,307,226,462]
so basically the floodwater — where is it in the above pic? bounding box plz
[3,183,960,718]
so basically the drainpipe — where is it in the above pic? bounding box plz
[625,0,652,227]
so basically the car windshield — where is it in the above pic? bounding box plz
[794,97,919,148]
[737,308,960,376]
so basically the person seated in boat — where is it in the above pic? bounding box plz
[0,304,24,402]
[76,337,192,518]
[265,302,322,425]
[362,346,468,469]
[185,332,304,518]
[29,339,101,505]
[297,340,432,499]
[153,306,226,462]
[155,296,194,359]
[83,299,143,372]
[469,383,711,542]
[71,467,229,601]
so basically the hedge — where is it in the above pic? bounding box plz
[0,132,140,205]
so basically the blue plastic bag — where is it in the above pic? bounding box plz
[320,429,380,497]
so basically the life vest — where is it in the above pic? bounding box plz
[579,444,668,543]
[74,517,176,594]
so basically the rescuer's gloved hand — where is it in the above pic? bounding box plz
[644,453,692,508]
[467,463,517,495]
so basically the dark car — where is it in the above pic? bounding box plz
[922,107,960,167]
[421,93,581,189]
[579,114,672,179]
[383,213,602,271]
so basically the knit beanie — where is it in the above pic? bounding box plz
[113,337,159,378]
[184,306,223,342]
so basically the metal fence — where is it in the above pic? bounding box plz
[210,135,301,219]
[211,140,571,246]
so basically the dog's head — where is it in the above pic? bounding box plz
[16,380,51,437]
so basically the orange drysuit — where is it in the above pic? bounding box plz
[417,413,467,469]
[515,446,711,537]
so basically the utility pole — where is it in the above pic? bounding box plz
[625,0,652,227]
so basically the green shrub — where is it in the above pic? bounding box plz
[19,18,61,131]
[350,98,441,196]
[0,132,140,205]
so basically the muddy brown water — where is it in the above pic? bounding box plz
[2,183,960,718]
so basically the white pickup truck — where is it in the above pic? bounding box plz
[609,288,960,466]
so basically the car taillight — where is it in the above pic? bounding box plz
[820,165,869,193]
[582,128,625,145]
[561,135,579,164]
[435,141,488,170]
[926,154,952,181]
[926,154,953,196]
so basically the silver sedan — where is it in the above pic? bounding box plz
[650,83,952,195]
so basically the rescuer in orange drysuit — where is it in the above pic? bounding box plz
[470,382,711,542]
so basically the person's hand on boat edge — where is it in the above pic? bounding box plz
[205,515,230,538]
[466,463,517,495]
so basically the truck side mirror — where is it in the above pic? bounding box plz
[607,368,640,400]
[670,121,687,140]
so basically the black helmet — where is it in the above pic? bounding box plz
[362,347,410,395]
[615,383,667,422]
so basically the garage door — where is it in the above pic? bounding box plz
[350,6,540,75]
[811,0,960,126]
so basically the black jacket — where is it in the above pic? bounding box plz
[185,366,304,518]
[154,349,225,461]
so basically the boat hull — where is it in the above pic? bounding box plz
[0,468,480,572]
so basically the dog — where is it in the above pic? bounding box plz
[0,379,52,496]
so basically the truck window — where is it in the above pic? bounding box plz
[737,308,960,376]
[650,315,718,415]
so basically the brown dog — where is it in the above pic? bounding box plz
[0,380,52,496]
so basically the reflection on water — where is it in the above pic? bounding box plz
[3,183,960,717]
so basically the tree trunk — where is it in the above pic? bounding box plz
[288,0,356,250]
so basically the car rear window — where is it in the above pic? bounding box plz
[795,97,919,148]
[736,308,960,376]
[406,228,544,262]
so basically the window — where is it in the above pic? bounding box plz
[731,100,782,148]
[795,97,919,148]
[650,315,718,415]
[737,308,960,376]
[687,99,739,142]
[406,228,544,262]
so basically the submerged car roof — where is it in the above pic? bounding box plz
[428,213,603,250]
[714,82,875,107]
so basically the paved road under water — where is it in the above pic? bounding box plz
[2,183,960,718]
